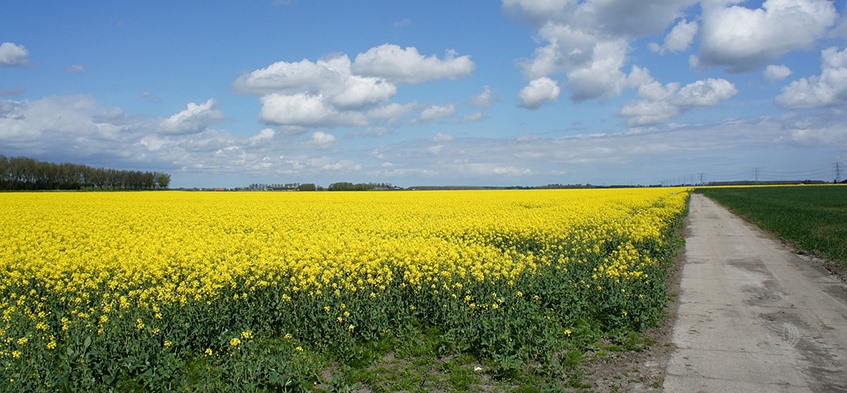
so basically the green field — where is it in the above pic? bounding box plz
[697,185,847,267]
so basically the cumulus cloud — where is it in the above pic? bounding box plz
[234,55,396,109]
[236,44,474,129]
[571,0,699,37]
[649,19,698,54]
[307,131,336,148]
[0,42,28,66]
[470,85,494,107]
[259,93,367,127]
[502,0,572,26]
[159,99,224,135]
[351,44,475,84]
[0,95,148,160]
[249,128,276,144]
[763,64,792,82]
[620,100,680,126]
[620,70,737,126]
[518,77,560,109]
[506,0,696,101]
[675,78,738,106]
[564,39,633,101]
[366,102,417,122]
[3,94,843,188]
[776,47,847,108]
[699,0,838,72]
[419,104,455,122]
[0,99,24,120]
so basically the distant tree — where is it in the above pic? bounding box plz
[0,155,171,191]
[328,182,355,191]
[155,173,171,189]
[297,183,317,191]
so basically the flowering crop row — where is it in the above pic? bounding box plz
[0,188,689,391]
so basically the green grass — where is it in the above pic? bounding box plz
[697,185,847,267]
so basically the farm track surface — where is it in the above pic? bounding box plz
[664,194,847,392]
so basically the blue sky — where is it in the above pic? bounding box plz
[2,0,846,188]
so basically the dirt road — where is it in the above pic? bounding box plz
[664,194,847,392]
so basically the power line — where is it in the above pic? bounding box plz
[660,164,839,186]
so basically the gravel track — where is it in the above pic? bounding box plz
[664,194,847,392]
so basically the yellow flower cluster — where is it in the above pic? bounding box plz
[0,188,688,365]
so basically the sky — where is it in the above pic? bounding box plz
[1,0,846,188]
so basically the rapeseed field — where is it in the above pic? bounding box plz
[0,188,689,391]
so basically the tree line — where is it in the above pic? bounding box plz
[327,182,397,191]
[0,155,171,190]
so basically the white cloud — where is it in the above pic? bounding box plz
[699,0,837,72]
[507,0,696,101]
[330,74,396,109]
[234,55,396,109]
[763,64,792,82]
[236,45,474,130]
[620,100,680,126]
[65,64,86,74]
[259,93,367,127]
[0,99,24,120]
[565,39,631,101]
[675,78,738,106]
[0,42,28,66]
[650,19,698,54]
[621,71,737,126]
[249,128,276,143]
[518,77,560,109]
[420,104,455,122]
[3,94,844,188]
[159,99,224,135]
[351,44,475,84]
[307,131,336,148]
[234,58,330,94]
[470,85,494,107]
[570,0,698,37]
[0,95,149,161]
[433,132,454,142]
[463,112,483,122]
[777,47,847,108]
[366,102,417,122]
[502,0,572,26]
